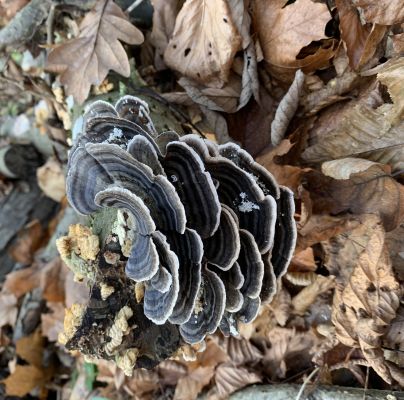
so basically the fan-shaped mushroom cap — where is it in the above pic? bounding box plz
[94,187,155,235]
[155,131,180,155]
[127,135,165,176]
[237,295,261,324]
[126,232,159,281]
[260,253,277,303]
[213,261,244,312]
[115,95,158,136]
[166,229,203,325]
[68,142,186,233]
[180,135,277,253]
[179,265,226,344]
[143,231,179,324]
[238,229,264,299]
[162,141,221,238]
[271,187,297,277]
[203,204,240,270]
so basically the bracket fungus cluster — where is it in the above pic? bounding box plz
[59,95,296,369]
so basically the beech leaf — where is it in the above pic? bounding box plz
[214,363,261,398]
[331,223,401,383]
[164,0,242,86]
[253,0,332,80]
[351,0,404,25]
[47,0,144,104]
[304,161,404,231]
[336,0,386,70]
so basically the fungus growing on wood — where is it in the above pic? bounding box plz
[60,95,296,371]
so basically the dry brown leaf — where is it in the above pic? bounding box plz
[391,32,404,55]
[174,366,215,400]
[157,360,188,386]
[262,327,319,380]
[297,214,361,252]
[377,58,404,124]
[3,257,67,301]
[290,247,317,272]
[303,161,404,232]
[331,223,401,383]
[267,282,292,327]
[385,222,404,281]
[41,257,67,303]
[227,87,275,156]
[164,0,241,87]
[178,75,241,113]
[322,214,382,285]
[352,0,404,25]
[214,363,261,398]
[41,302,65,342]
[383,305,404,352]
[126,368,159,397]
[9,220,46,264]
[0,0,29,23]
[225,336,263,365]
[4,263,41,297]
[47,0,144,104]
[302,75,404,172]
[227,0,259,107]
[292,275,335,315]
[336,0,386,70]
[2,365,47,397]
[16,329,44,368]
[37,158,66,202]
[0,292,18,328]
[321,157,379,179]
[253,0,333,81]
[271,70,305,146]
[150,0,179,70]
[256,139,310,193]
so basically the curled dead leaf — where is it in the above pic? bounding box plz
[336,0,386,70]
[271,70,305,146]
[292,275,335,315]
[253,0,333,81]
[351,0,404,25]
[37,158,66,202]
[164,0,241,86]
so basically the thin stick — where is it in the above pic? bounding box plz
[125,0,143,13]
[295,367,319,400]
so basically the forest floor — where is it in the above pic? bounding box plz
[0,0,403,399]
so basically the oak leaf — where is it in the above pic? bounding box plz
[164,0,241,87]
[47,0,144,104]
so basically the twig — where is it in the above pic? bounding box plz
[125,0,144,13]
[46,3,56,47]
[295,367,319,400]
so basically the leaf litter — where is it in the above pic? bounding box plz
[0,0,403,398]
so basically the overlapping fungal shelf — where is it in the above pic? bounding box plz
[66,95,297,344]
